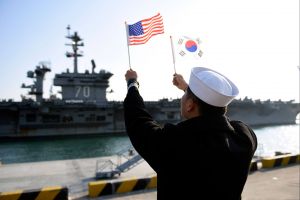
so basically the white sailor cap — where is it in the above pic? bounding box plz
[188,67,239,107]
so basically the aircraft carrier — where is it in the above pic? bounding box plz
[0,28,299,139]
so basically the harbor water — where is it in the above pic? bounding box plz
[0,124,299,164]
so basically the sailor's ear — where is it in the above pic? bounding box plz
[186,98,195,112]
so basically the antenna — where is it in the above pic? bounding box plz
[66,25,71,37]
[65,26,84,73]
[91,59,96,74]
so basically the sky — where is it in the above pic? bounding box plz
[0,0,299,102]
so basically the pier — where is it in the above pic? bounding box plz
[0,154,299,200]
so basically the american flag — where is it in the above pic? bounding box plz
[127,13,164,45]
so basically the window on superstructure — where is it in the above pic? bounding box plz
[26,114,37,122]
[62,115,73,123]
[42,114,60,123]
[97,116,106,121]
[86,114,96,122]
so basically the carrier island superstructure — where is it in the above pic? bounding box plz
[0,28,299,139]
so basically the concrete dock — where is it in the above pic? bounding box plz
[0,156,155,199]
[0,157,299,200]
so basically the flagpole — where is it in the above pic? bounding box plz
[125,21,132,70]
[170,36,176,74]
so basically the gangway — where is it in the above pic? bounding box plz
[95,145,144,179]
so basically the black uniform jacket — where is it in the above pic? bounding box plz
[124,87,257,200]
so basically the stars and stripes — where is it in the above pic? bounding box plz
[127,13,164,45]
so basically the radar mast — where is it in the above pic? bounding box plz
[54,26,113,103]
[65,25,84,73]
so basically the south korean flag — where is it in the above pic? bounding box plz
[177,36,203,59]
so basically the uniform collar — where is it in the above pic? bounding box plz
[179,115,234,132]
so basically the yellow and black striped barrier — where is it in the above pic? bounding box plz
[88,175,157,198]
[89,181,113,197]
[89,160,259,199]
[0,186,68,200]
[261,154,300,168]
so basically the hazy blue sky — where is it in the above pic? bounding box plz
[0,0,299,102]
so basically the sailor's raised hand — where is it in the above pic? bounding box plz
[173,74,188,91]
[125,69,138,82]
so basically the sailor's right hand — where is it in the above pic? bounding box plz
[125,69,138,82]
[173,74,188,91]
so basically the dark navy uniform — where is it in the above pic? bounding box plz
[124,86,257,200]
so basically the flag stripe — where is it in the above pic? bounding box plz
[129,31,164,45]
[129,26,164,45]
[128,21,163,44]
[128,13,164,45]
[129,27,164,40]
[142,22,163,34]
[142,15,163,28]
[142,21,163,30]
[141,13,161,23]
[129,24,164,40]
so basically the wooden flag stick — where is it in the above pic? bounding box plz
[170,36,176,74]
[125,21,132,70]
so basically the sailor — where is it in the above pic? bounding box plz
[124,67,257,200]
